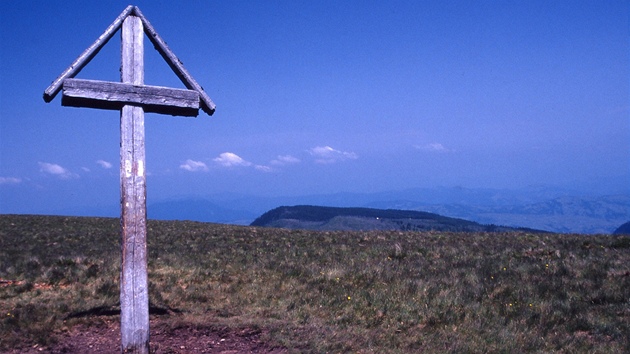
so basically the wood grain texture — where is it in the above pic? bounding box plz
[42,6,217,353]
[119,15,150,354]
[43,5,134,102]
[62,79,200,117]
[132,6,216,116]
[44,5,215,117]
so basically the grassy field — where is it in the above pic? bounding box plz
[1,214,629,352]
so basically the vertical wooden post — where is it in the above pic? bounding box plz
[44,6,216,353]
[119,15,149,354]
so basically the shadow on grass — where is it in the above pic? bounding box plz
[65,303,182,320]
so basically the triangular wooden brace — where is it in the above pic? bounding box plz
[43,5,215,116]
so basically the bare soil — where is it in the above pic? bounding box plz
[5,317,287,354]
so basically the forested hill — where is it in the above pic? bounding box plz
[613,221,630,235]
[250,205,548,233]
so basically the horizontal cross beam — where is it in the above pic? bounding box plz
[62,78,200,117]
[43,5,215,116]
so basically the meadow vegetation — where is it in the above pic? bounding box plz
[1,214,629,352]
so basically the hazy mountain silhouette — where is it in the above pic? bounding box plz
[613,221,630,235]
[250,205,548,233]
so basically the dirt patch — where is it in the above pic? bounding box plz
[6,317,287,354]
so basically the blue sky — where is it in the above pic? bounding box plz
[1,1,628,215]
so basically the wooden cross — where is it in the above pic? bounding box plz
[43,6,214,353]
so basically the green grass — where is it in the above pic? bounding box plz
[1,214,629,352]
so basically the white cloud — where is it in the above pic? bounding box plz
[38,162,78,179]
[180,159,208,172]
[255,165,273,172]
[308,146,358,164]
[213,152,252,167]
[271,155,301,165]
[97,160,113,169]
[0,177,21,185]
[415,143,453,153]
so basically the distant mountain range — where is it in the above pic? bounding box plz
[368,195,630,234]
[20,185,628,234]
[250,205,548,233]
[144,187,629,234]
[149,199,257,225]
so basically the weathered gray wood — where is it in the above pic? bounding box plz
[132,7,216,116]
[43,5,134,103]
[119,15,150,354]
[62,78,200,117]
[43,5,215,117]
[43,6,217,353]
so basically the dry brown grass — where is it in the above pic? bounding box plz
[1,214,629,352]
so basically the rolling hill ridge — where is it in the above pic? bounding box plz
[250,205,548,233]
